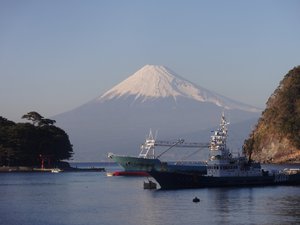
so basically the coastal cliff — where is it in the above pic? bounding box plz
[243,66,300,163]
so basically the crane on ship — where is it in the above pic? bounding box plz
[138,130,210,160]
[155,139,210,159]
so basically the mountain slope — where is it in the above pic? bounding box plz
[243,66,300,163]
[97,65,260,112]
[54,65,260,161]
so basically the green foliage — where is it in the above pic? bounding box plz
[22,111,56,126]
[272,67,300,147]
[243,66,300,156]
[0,113,73,167]
[21,111,43,126]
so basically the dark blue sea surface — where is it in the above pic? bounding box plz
[0,163,299,225]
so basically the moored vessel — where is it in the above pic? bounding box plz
[149,113,300,189]
[51,168,62,173]
[108,130,208,176]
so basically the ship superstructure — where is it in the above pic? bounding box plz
[149,113,300,189]
[108,130,208,175]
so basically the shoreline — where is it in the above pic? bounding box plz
[0,166,105,173]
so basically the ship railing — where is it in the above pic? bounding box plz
[155,140,209,148]
[283,168,300,175]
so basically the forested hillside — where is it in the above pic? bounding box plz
[243,66,300,163]
[0,112,73,167]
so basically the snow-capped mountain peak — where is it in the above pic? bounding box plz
[99,65,191,100]
[97,65,260,112]
[99,64,215,101]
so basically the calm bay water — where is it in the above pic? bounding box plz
[0,163,299,225]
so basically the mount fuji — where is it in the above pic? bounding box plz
[54,65,261,161]
[98,65,259,112]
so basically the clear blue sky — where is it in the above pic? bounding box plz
[1,0,300,122]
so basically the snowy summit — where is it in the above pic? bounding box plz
[98,65,260,112]
[99,65,205,101]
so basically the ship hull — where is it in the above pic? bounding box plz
[109,154,206,174]
[109,155,161,172]
[149,170,300,190]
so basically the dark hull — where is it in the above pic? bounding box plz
[149,170,300,190]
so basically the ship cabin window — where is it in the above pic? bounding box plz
[218,165,238,170]
[208,166,220,170]
[208,165,238,170]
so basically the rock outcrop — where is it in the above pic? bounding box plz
[243,66,300,163]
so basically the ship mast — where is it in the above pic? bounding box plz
[209,112,230,160]
[139,130,156,159]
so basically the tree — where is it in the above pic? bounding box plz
[38,118,56,126]
[0,116,15,127]
[0,117,17,165]
[0,113,73,167]
[21,111,56,127]
[22,111,43,126]
[37,125,73,162]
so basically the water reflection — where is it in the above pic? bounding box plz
[265,187,300,224]
[0,173,299,225]
[206,186,300,225]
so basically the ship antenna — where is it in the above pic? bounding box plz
[148,129,154,139]
[154,130,158,140]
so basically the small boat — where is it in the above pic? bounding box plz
[108,130,208,176]
[143,179,157,189]
[192,197,200,203]
[149,113,300,189]
[106,172,114,177]
[51,168,62,173]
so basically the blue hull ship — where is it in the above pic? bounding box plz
[108,130,207,175]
